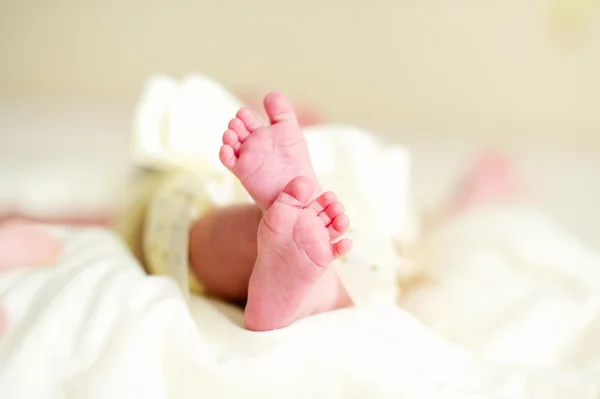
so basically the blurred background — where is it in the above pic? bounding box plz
[0,0,599,244]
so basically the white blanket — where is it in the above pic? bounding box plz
[403,207,600,371]
[1,222,599,398]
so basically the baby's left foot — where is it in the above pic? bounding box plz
[245,177,352,331]
[219,93,320,211]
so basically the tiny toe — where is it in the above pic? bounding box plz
[219,145,237,170]
[228,118,250,141]
[320,192,338,206]
[330,214,350,235]
[325,201,345,220]
[263,92,298,125]
[308,191,337,215]
[333,238,352,258]
[222,130,241,153]
[278,176,315,205]
[236,107,264,132]
[222,129,240,147]
[318,210,332,226]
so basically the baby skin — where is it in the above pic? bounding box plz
[219,93,353,331]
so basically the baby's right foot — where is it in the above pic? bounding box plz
[219,93,320,211]
[245,177,352,331]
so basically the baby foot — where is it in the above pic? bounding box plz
[245,176,352,331]
[219,93,320,211]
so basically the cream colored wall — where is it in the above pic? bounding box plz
[1,0,599,142]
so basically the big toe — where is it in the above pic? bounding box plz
[279,176,315,206]
[263,92,298,125]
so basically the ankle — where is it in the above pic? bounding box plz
[302,271,353,317]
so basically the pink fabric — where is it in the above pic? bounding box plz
[0,220,64,338]
[0,220,63,269]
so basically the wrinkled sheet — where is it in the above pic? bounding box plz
[403,206,600,372]
[0,220,599,398]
